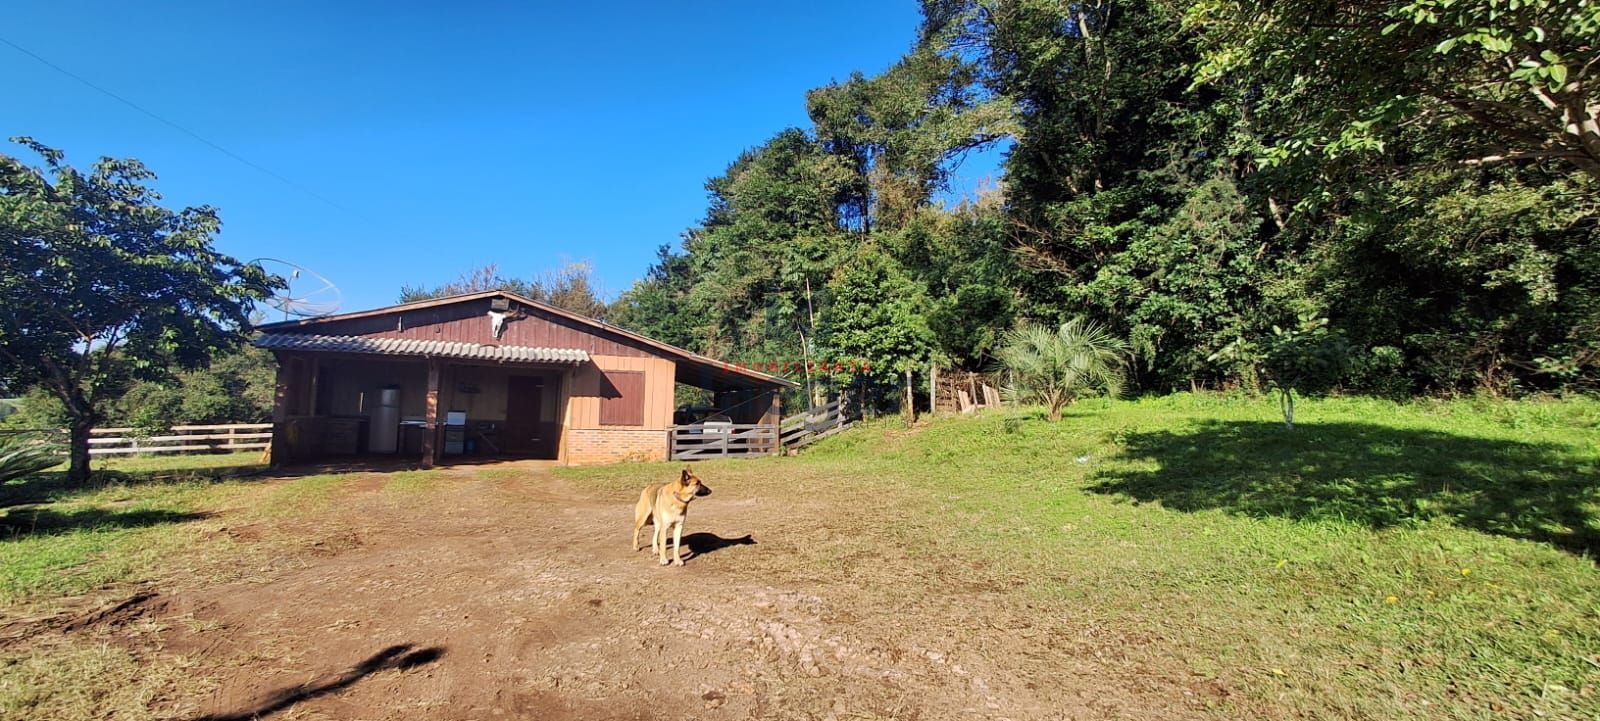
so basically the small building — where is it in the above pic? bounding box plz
[254,290,796,466]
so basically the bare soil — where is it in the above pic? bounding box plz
[57,462,1219,720]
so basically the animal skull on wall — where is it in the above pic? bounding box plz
[487,307,527,340]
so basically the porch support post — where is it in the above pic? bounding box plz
[422,357,441,467]
[761,391,781,456]
[269,352,290,466]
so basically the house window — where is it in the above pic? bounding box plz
[599,371,645,426]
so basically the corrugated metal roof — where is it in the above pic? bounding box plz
[255,333,589,364]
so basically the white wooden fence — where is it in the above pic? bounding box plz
[87,423,272,456]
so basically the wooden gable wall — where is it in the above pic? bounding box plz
[282,297,651,357]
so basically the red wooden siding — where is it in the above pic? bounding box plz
[288,298,650,357]
[598,370,645,427]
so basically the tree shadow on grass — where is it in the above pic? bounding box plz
[192,644,445,721]
[0,506,211,540]
[0,464,265,510]
[1087,421,1600,557]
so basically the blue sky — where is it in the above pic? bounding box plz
[4,1,1002,313]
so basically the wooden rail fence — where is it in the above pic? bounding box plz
[669,424,779,460]
[779,398,850,451]
[87,423,272,456]
[669,398,854,461]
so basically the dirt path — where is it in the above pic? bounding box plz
[120,463,1209,721]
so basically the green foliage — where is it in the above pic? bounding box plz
[928,283,1013,364]
[0,388,68,431]
[0,139,277,481]
[0,432,62,484]
[115,345,276,431]
[399,261,608,319]
[1346,345,1411,399]
[1259,315,1354,428]
[1188,0,1600,180]
[608,246,700,350]
[997,317,1130,421]
[818,249,935,389]
[1216,314,1354,428]
[606,0,1598,400]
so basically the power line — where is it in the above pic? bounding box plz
[0,34,360,216]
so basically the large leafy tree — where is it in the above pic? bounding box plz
[607,0,1600,399]
[683,129,856,361]
[817,248,936,417]
[1187,0,1600,181]
[0,139,277,482]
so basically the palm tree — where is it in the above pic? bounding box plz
[996,318,1130,421]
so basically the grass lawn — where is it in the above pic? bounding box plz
[1,451,314,607]
[1,394,1597,720]
[568,392,1600,719]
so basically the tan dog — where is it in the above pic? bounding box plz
[632,467,711,566]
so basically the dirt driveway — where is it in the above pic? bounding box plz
[89,462,1211,721]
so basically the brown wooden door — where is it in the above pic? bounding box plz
[503,376,545,456]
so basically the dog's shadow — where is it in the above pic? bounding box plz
[681,532,756,558]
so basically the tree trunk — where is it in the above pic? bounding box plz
[66,414,93,484]
[1279,388,1295,430]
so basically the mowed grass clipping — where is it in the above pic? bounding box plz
[565,393,1600,720]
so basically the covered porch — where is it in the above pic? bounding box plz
[261,334,587,467]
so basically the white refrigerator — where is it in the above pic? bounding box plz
[368,387,401,454]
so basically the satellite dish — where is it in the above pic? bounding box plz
[251,258,342,320]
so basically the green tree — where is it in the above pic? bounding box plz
[684,129,856,362]
[602,0,1600,398]
[997,318,1131,422]
[1215,315,1353,429]
[0,386,68,430]
[608,245,700,350]
[400,261,609,319]
[1188,0,1600,181]
[0,139,277,482]
[115,345,277,430]
[817,249,936,418]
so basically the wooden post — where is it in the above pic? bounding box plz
[421,358,441,468]
[903,367,915,424]
[268,353,290,466]
[762,391,781,456]
[929,364,937,415]
[308,359,321,416]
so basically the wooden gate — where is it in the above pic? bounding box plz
[669,398,855,461]
[778,398,851,451]
[669,423,779,460]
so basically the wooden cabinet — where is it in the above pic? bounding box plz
[322,417,363,456]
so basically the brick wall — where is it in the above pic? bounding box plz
[564,428,668,465]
